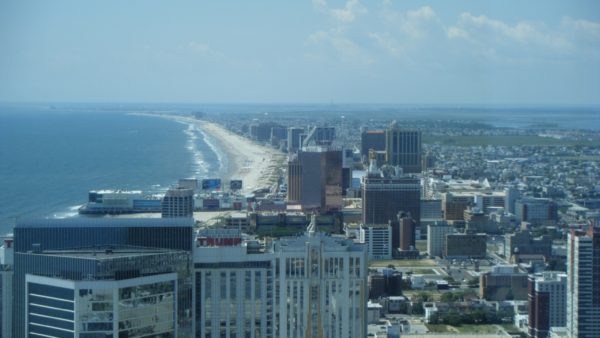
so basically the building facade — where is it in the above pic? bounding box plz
[362,173,421,226]
[385,122,421,173]
[12,218,194,338]
[287,127,304,153]
[18,247,190,338]
[444,233,487,259]
[360,130,386,163]
[194,244,275,338]
[287,148,343,212]
[566,225,600,338]
[528,272,567,338]
[480,265,529,301]
[0,238,13,338]
[427,222,454,258]
[515,198,558,225]
[162,187,194,218]
[273,230,368,337]
[362,224,392,259]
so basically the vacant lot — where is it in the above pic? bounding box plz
[370,259,437,268]
[426,324,503,334]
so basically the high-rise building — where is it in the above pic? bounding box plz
[19,247,191,338]
[287,148,343,212]
[360,129,386,163]
[361,163,420,226]
[273,219,368,337]
[0,237,13,338]
[194,243,275,338]
[528,272,567,338]
[566,224,600,338]
[12,218,194,338]
[194,216,368,338]
[399,213,416,251]
[505,186,520,214]
[427,221,454,258]
[162,186,194,218]
[361,223,392,259]
[287,127,304,153]
[385,121,422,173]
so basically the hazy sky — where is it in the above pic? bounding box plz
[1,0,599,105]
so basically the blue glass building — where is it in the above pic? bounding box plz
[12,218,195,338]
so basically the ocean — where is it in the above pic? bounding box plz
[0,104,225,235]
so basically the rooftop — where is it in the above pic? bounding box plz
[16,217,194,229]
[25,246,182,260]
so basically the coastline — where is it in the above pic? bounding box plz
[133,113,286,194]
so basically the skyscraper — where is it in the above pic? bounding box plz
[360,129,385,163]
[273,223,368,337]
[528,272,567,338]
[399,213,416,251]
[287,147,343,212]
[361,162,421,225]
[427,221,454,258]
[12,218,194,338]
[21,247,189,338]
[0,237,13,338]
[385,121,422,173]
[287,127,304,153]
[566,224,600,338]
[194,243,275,338]
[194,216,368,338]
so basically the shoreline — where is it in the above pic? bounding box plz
[132,113,286,194]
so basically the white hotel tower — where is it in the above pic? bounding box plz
[193,216,368,338]
[273,216,368,338]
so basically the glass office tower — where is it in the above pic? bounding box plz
[12,218,194,338]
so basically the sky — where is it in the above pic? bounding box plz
[1,0,599,105]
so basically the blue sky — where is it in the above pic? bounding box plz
[1,0,599,104]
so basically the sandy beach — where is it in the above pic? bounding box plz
[134,113,286,194]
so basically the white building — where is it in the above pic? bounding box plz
[427,221,454,258]
[530,272,567,331]
[361,223,392,259]
[194,243,275,338]
[273,218,368,338]
[194,216,369,338]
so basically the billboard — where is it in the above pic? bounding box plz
[230,180,243,190]
[202,178,222,190]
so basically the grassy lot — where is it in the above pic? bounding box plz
[501,324,527,338]
[407,268,436,275]
[416,239,427,252]
[427,324,503,334]
[423,135,600,147]
[370,259,437,268]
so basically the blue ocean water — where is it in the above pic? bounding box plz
[0,104,223,235]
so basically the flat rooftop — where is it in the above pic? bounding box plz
[16,217,194,229]
[27,246,183,260]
